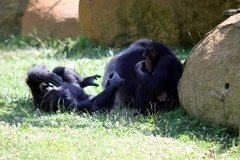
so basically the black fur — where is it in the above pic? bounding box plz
[102,39,183,114]
[26,65,123,112]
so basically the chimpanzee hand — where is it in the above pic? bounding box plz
[156,92,168,102]
[81,74,101,87]
[135,61,143,71]
[106,72,124,87]
[135,60,148,77]
[47,73,63,87]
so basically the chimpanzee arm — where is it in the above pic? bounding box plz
[27,65,62,86]
[52,66,83,86]
[135,56,171,95]
[26,65,62,107]
[75,72,123,112]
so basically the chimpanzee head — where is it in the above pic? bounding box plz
[143,47,158,73]
[142,42,172,72]
[41,86,73,112]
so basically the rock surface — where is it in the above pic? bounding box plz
[79,0,239,46]
[22,0,81,39]
[178,14,240,128]
[0,0,29,35]
[79,0,178,46]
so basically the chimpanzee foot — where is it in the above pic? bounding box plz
[82,74,101,87]
[107,72,124,87]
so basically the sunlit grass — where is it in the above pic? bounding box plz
[0,35,239,159]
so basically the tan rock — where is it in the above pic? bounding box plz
[79,0,239,47]
[79,0,178,46]
[179,14,240,128]
[0,0,29,35]
[22,0,80,39]
[171,0,238,46]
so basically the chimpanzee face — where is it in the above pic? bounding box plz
[143,47,157,73]
[40,88,63,111]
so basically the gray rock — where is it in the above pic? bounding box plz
[179,14,240,128]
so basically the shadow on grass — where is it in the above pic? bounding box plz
[144,107,239,153]
[53,37,125,59]
[0,95,238,154]
[0,34,124,60]
[53,38,192,60]
[0,34,191,61]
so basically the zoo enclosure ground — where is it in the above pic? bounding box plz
[0,35,239,159]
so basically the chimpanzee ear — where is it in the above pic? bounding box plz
[149,47,156,57]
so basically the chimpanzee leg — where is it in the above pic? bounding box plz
[52,66,100,88]
[136,85,161,115]
[136,85,176,114]
[75,73,123,112]
[135,85,153,115]
[91,85,119,111]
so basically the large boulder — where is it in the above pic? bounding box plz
[0,0,29,35]
[79,0,239,47]
[22,0,81,39]
[178,14,240,128]
[170,0,238,46]
[79,0,178,46]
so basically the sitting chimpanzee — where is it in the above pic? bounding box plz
[26,65,123,112]
[102,39,183,115]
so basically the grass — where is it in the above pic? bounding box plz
[0,35,239,159]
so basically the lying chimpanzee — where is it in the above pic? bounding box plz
[102,39,183,115]
[26,65,123,112]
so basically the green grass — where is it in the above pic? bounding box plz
[0,35,239,159]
